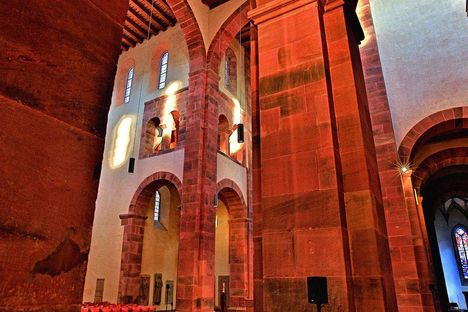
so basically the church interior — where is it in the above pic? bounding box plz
[1,0,468,311]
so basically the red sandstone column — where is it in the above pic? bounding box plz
[177,68,219,311]
[249,1,356,310]
[118,213,147,302]
[321,0,397,310]
[250,17,264,312]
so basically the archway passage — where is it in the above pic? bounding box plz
[420,166,468,311]
[119,173,182,308]
[400,107,468,311]
[215,181,250,311]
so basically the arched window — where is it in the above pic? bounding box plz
[454,225,468,279]
[158,52,169,89]
[124,67,134,103]
[224,48,237,94]
[154,190,161,223]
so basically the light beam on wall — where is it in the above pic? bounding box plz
[162,80,182,133]
[110,115,135,169]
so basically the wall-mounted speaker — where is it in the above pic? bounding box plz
[307,276,328,304]
[237,123,244,143]
[128,157,135,173]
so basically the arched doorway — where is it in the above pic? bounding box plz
[398,107,468,311]
[421,166,468,310]
[215,180,249,312]
[118,172,182,310]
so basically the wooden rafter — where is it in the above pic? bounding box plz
[121,0,178,50]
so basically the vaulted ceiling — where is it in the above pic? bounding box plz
[121,0,177,50]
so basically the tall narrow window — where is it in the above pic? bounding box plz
[124,67,134,103]
[454,225,468,279]
[158,52,169,89]
[224,48,237,94]
[154,190,161,223]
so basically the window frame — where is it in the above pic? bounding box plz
[158,52,169,90]
[453,224,468,281]
[154,190,161,223]
[124,67,134,104]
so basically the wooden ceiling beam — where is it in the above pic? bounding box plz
[126,17,149,38]
[131,0,167,31]
[124,26,145,43]
[123,33,137,47]
[145,0,177,25]
[128,6,162,33]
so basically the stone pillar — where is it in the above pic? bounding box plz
[250,0,354,310]
[249,0,397,310]
[176,68,219,311]
[229,217,250,311]
[119,213,147,303]
[321,0,397,310]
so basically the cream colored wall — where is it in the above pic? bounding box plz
[369,0,468,146]
[83,25,188,303]
[214,200,230,306]
[141,186,180,309]
[84,10,252,304]
[187,0,247,50]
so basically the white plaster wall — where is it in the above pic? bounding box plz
[83,26,188,303]
[369,0,468,146]
[84,19,251,304]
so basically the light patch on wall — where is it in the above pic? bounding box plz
[229,128,242,154]
[356,2,370,47]
[109,115,136,169]
[232,97,242,125]
[162,81,182,133]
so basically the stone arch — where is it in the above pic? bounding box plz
[129,171,182,214]
[165,0,206,73]
[216,179,249,309]
[207,2,250,74]
[119,172,182,303]
[399,107,468,161]
[412,147,468,190]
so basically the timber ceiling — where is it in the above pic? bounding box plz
[121,0,177,50]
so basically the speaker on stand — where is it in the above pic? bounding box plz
[307,276,328,312]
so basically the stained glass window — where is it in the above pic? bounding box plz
[154,190,161,223]
[158,52,169,89]
[454,226,468,279]
[124,67,134,103]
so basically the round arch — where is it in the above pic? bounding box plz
[215,178,249,310]
[412,147,468,190]
[207,2,250,74]
[119,172,182,303]
[398,106,468,161]
[129,171,182,215]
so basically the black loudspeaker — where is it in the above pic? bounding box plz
[237,123,244,143]
[128,157,135,173]
[307,276,328,304]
